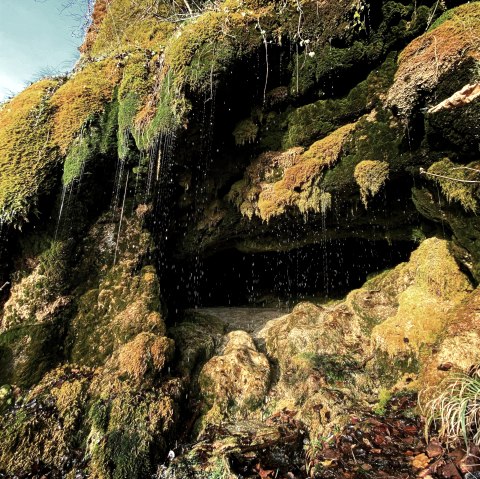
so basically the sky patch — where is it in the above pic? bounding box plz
[0,0,88,101]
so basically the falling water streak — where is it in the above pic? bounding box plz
[113,170,130,266]
[111,158,126,214]
[145,135,161,201]
[132,152,144,214]
[54,184,68,240]
[190,90,216,306]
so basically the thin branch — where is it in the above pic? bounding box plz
[420,167,480,184]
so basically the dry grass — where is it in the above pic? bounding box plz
[423,373,480,448]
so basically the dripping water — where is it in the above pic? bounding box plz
[113,170,130,266]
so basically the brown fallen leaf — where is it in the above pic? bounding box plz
[426,440,443,458]
[440,462,462,478]
[404,425,418,435]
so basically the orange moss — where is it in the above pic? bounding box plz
[80,0,109,55]
[389,3,480,116]
[256,123,355,221]
[50,59,122,153]
[116,332,174,381]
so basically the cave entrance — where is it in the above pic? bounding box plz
[163,239,416,309]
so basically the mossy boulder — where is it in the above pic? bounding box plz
[198,330,270,427]
[371,238,472,357]
[388,3,480,118]
[420,287,480,391]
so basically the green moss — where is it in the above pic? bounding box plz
[133,70,182,151]
[117,54,156,158]
[285,53,397,148]
[323,109,403,192]
[0,80,60,225]
[0,321,67,388]
[427,159,479,213]
[373,388,392,415]
[233,118,258,146]
[88,389,175,479]
[63,135,91,186]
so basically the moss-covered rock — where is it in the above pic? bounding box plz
[0,80,60,225]
[198,330,270,427]
[354,159,389,207]
[420,287,480,392]
[68,211,164,366]
[388,2,480,118]
[371,238,472,357]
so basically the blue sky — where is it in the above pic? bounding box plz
[0,0,88,100]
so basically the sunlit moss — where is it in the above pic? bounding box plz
[256,123,355,221]
[354,160,389,207]
[85,0,175,57]
[427,158,479,213]
[50,59,122,154]
[0,79,60,224]
[372,238,473,357]
[389,2,480,117]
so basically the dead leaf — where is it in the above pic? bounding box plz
[426,440,443,458]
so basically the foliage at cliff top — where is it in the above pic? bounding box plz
[388,2,480,117]
[81,0,175,58]
[0,80,60,225]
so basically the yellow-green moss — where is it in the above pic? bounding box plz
[371,238,473,357]
[0,367,91,473]
[117,53,156,158]
[50,59,122,154]
[354,160,389,207]
[0,80,60,224]
[256,122,355,221]
[427,158,479,213]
